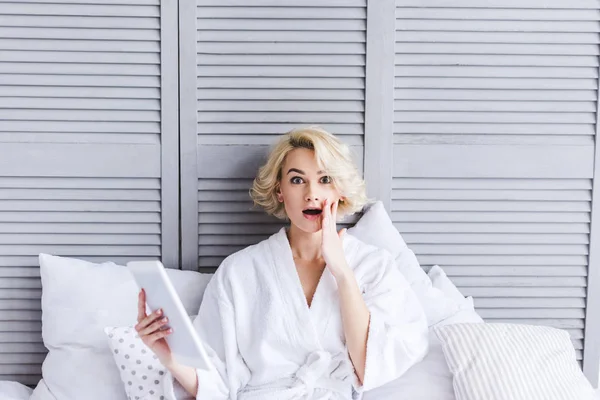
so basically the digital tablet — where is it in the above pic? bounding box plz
[127,260,214,371]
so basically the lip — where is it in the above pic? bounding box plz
[303,206,322,211]
[303,212,320,221]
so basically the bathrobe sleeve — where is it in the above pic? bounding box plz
[353,250,429,394]
[164,265,251,400]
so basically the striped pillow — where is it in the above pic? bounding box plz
[434,323,596,400]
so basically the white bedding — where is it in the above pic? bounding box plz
[0,379,598,400]
[0,381,33,400]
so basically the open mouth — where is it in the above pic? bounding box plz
[302,208,322,216]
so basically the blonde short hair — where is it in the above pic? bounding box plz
[250,126,371,220]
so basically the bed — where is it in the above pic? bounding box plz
[0,201,597,400]
[1,375,599,400]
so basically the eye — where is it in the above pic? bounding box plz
[320,176,332,184]
[291,176,304,184]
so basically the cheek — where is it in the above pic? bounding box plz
[280,185,300,204]
[283,192,302,207]
[325,187,341,201]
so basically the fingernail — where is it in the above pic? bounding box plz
[157,309,162,315]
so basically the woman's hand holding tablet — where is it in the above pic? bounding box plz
[135,288,174,366]
[127,260,214,371]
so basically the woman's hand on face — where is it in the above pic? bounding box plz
[321,198,351,281]
[135,288,174,367]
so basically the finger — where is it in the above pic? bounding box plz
[321,198,329,229]
[136,308,163,331]
[332,199,339,224]
[138,316,169,337]
[137,289,147,323]
[328,199,337,232]
[147,327,172,344]
[338,228,347,238]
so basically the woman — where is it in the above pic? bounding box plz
[135,127,428,399]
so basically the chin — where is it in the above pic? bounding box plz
[291,218,322,234]
[304,225,322,234]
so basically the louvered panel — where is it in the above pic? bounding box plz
[0,269,39,278]
[398,32,600,45]
[0,0,178,388]
[395,222,589,233]
[394,178,593,190]
[395,6,598,146]
[0,174,164,376]
[0,365,41,375]
[0,375,41,387]
[394,1,599,371]
[441,266,588,276]
[0,256,163,269]
[195,1,366,137]
[0,311,42,320]
[0,332,42,342]
[398,54,599,68]
[199,0,367,5]
[0,354,45,364]
[0,51,160,65]
[397,100,596,113]
[393,176,590,361]
[396,89,597,101]
[394,201,589,212]
[186,0,368,271]
[398,0,599,8]
[1,27,159,41]
[0,64,160,76]
[420,256,588,267]
[198,179,282,271]
[0,343,46,353]
[0,3,159,17]
[0,321,40,333]
[476,298,586,308]
[0,4,161,144]
[7,0,159,3]
[406,234,589,245]
[394,212,589,223]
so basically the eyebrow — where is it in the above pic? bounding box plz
[287,168,325,175]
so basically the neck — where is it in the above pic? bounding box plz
[286,224,322,261]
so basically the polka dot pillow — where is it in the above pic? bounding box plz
[104,326,167,400]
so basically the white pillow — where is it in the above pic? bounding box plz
[429,264,467,304]
[435,323,597,400]
[363,296,483,400]
[0,381,33,400]
[348,201,422,285]
[104,326,167,400]
[348,201,462,327]
[30,254,213,400]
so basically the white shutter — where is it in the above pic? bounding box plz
[0,0,179,385]
[394,0,598,378]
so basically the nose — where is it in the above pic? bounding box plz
[305,193,319,202]
[305,181,320,202]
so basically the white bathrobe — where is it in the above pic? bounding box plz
[164,227,428,400]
